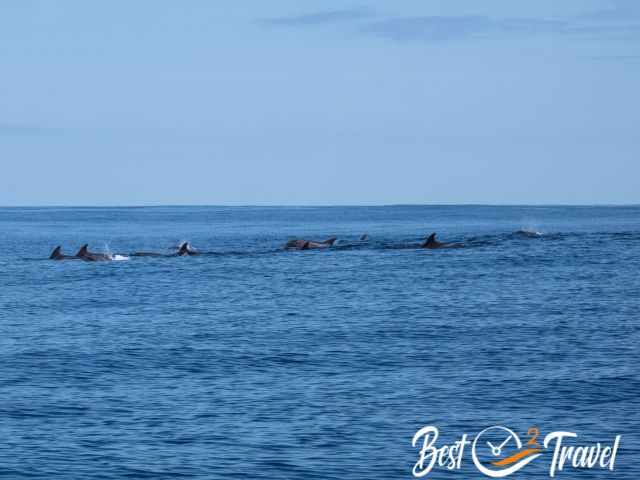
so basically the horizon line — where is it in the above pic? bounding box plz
[1,202,639,208]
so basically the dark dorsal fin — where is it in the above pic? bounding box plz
[76,244,89,256]
[177,242,189,255]
[301,241,311,250]
[425,233,437,245]
[50,246,62,259]
[360,234,369,241]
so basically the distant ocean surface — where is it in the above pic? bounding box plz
[0,205,638,479]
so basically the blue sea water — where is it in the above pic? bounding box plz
[0,205,638,479]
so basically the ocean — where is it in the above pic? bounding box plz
[0,205,638,479]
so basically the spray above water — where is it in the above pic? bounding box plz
[515,228,543,237]
[515,221,544,237]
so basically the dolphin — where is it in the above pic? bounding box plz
[514,229,542,238]
[285,237,337,250]
[132,242,198,257]
[49,246,79,260]
[360,234,369,241]
[176,242,199,256]
[421,233,464,249]
[76,244,114,261]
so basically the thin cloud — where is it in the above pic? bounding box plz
[259,7,374,27]
[580,0,640,21]
[258,5,640,46]
[582,54,640,61]
[361,16,566,42]
[0,124,55,136]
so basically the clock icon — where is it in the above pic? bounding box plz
[471,426,541,478]
[487,432,514,457]
[475,426,522,460]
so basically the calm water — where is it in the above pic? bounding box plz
[0,206,639,479]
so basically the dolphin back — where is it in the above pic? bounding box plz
[424,233,437,247]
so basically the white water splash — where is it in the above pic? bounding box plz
[517,226,543,237]
[101,243,129,261]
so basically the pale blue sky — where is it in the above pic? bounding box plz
[1,0,639,205]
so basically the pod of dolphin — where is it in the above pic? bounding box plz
[49,232,461,261]
[50,242,199,261]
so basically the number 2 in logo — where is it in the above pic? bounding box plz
[526,427,540,447]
